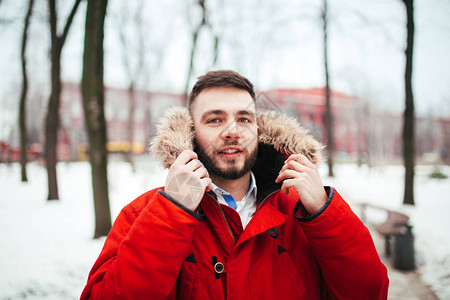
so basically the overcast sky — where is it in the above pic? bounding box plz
[1,0,450,141]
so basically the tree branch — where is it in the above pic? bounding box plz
[59,0,83,47]
[339,4,403,52]
[48,0,58,43]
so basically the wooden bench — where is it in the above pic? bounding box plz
[357,203,410,257]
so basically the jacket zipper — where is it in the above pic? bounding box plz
[217,203,237,244]
[207,188,281,245]
[257,189,280,211]
[206,193,237,244]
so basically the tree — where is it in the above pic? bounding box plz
[402,0,415,205]
[19,0,34,182]
[45,0,82,200]
[184,0,219,103]
[322,0,334,177]
[115,1,146,170]
[184,0,207,103]
[82,0,111,238]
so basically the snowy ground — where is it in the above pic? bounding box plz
[323,164,450,300]
[1,159,449,299]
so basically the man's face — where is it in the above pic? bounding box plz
[190,87,259,180]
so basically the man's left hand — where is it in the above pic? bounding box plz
[275,154,327,215]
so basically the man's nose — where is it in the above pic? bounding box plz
[221,121,240,140]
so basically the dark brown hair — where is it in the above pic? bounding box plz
[188,70,256,109]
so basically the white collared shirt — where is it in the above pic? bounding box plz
[211,172,257,229]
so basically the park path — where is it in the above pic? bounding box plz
[369,227,439,300]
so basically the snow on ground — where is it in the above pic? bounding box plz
[0,159,167,300]
[322,164,450,299]
[0,160,449,299]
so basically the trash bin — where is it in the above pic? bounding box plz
[392,224,415,271]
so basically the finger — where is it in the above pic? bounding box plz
[279,160,309,174]
[173,150,198,167]
[276,169,300,183]
[280,178,295,195]
[185,158,203,172]
[201,177,212,192]
[193,166,209,179]
[285,153,314,168]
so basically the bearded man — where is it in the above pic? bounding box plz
[81,70,388,300]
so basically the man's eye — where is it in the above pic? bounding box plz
[238,118,251,123]
[207,118,220,124]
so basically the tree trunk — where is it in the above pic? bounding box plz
[82,0,111,238]
[45,0,82,200]
[45,45,62,200]
[19,0,34,182]
[184,0,207,105]
[184,30,200,104]
[402,0,415,205]
[212,35,219,67]
[115,2,145,170]
[126,83,136,171]
[322,0,334,177]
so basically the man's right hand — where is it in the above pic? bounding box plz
[165,150,212,211]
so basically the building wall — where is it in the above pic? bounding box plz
[3,82,446,164]
[259,88,359,160]
[60,82,183,160]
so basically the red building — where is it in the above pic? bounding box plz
[3,82,447,165]
[59,82,184,161]
[258,88,359,159]
[59,84,360,161]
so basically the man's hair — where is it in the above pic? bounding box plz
[188,70,256,109]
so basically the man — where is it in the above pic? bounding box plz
[81,70,388,299]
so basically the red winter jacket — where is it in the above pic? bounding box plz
[81,186,388,299]
[81,108,388,299]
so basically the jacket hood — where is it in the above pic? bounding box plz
[149,106,324,201]
[149,106,323,168]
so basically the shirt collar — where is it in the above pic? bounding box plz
[211,171,257,201]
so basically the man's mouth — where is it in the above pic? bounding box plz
[220,149,240,154]
[218,147,243,157]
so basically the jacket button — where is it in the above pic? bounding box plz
[214,262,224,274]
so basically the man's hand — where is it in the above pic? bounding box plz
[165,150,212,211]
[275,154,327,215]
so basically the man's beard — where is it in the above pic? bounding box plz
[194,139,258,180]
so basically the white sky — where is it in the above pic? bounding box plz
[1,0,450,141]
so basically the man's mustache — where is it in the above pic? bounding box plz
[222,140,239,147]
[193,138,248,155]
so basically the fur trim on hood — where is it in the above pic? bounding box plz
[149,106,324,169]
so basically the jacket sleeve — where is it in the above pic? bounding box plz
[294,187,389,300]
[80,189,202,300]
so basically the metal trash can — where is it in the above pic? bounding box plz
[392,224,415,271]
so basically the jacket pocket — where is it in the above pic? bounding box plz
[273,246,305,299]
[176,253,198,299]
[249,244,306,299]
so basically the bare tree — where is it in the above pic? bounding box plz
[184,0,219,103]
[440,117,450,165]
[322,0,334,177]
[402,0,415,205]
[82,0,111,238]
[340,0,415,204]
[19,0,34,182]
[184,0,207,103]
[115,1,146,170]
[45,0,82,200]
